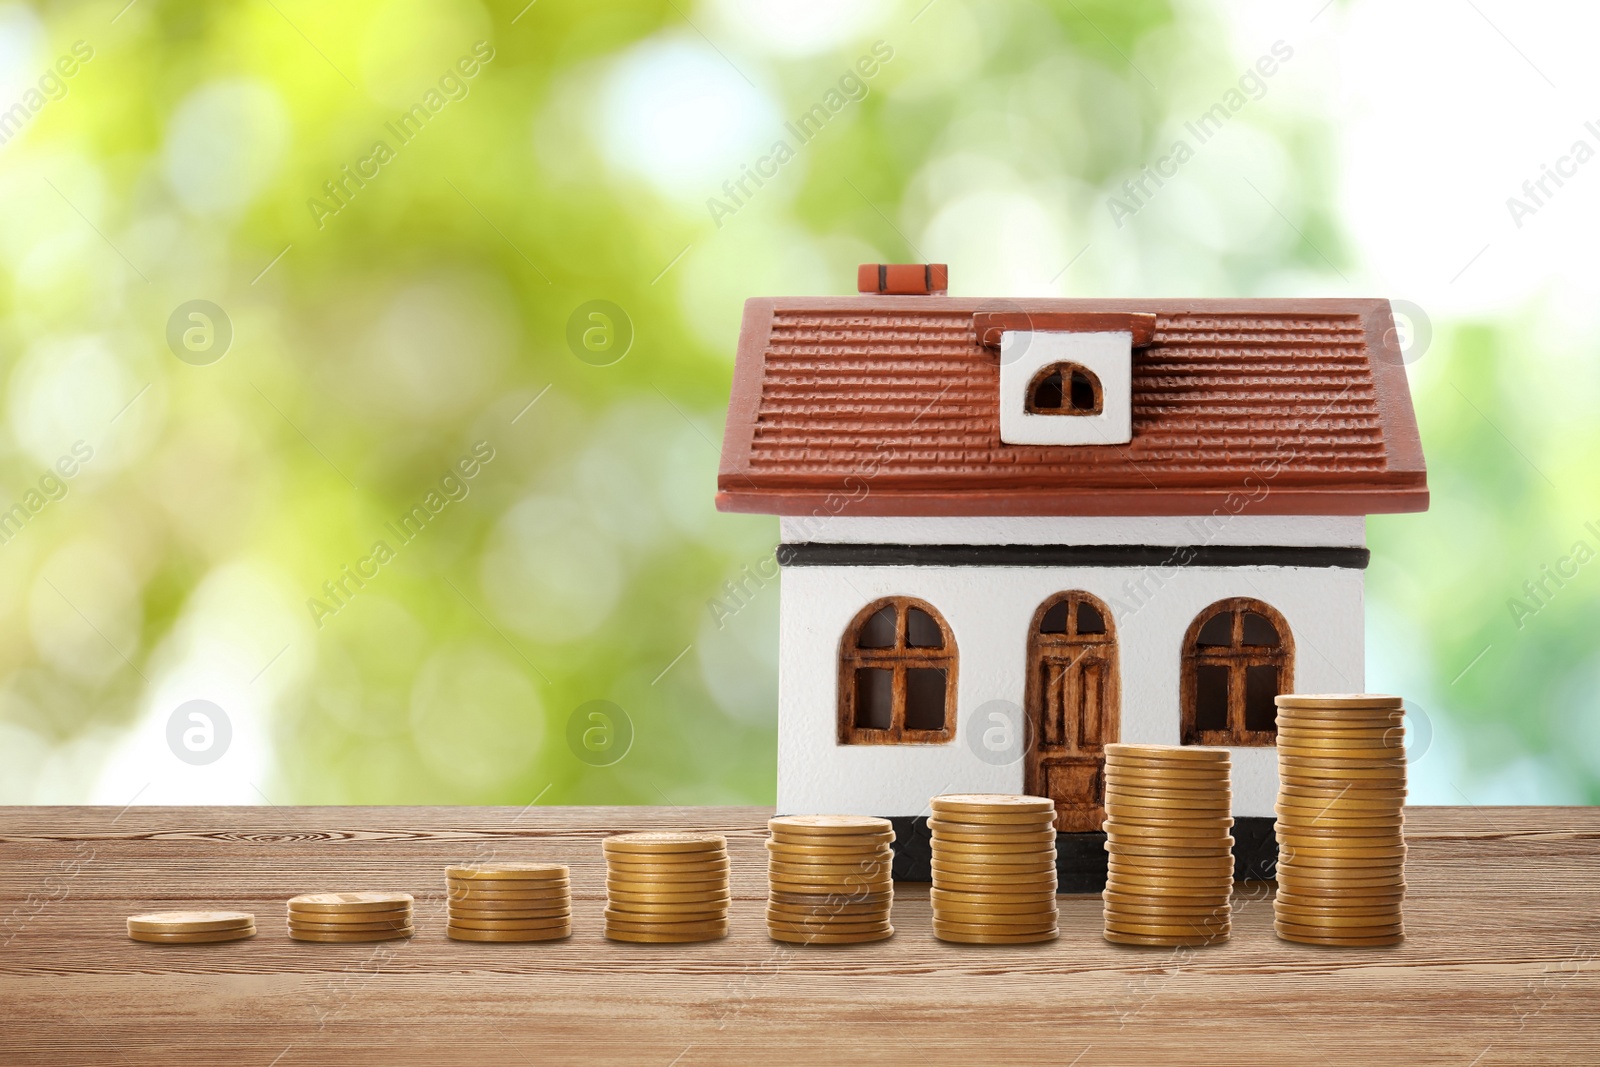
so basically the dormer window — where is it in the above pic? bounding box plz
[1027,363,1103,416]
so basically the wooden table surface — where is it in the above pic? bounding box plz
[1,805,1596,1066]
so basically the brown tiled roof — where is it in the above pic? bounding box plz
[716,297,1427,517]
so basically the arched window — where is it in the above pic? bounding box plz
[1180,598,1293,746]
[1026,362,1103,415]
[838,597,957,744]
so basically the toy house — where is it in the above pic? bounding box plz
[715,264,1427,885]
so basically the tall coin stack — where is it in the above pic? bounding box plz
[765,815,895,944]
[287,892,414,942]
[446,863,571,942]
[603,832,730,943]
[929,794,1059,944]
[1101,743,1234,947]
[1273,693,1407,947]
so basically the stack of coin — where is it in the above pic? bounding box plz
[603,832,730,943]
[765,815,895,944]
[127,911,256,944]
[1273,694,1407,947]
[929,794,1058,944]
[1102,743,1234,947]
[287,892,414,942]
[446,863,571,942]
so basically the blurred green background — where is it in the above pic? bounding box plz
[0,0,1594,807]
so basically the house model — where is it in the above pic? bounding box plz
[715,264,1428,886]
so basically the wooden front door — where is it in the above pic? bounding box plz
[1025,592,1120,833]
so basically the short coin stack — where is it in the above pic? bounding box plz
[446,863,571,942]
[1273,693,1407,947]
[1102,743,1234,947]
[127,910,256,944]
[929,794,1059,944]
[603,832,730,943]
[765,815,895,944]
[287,892,414,942]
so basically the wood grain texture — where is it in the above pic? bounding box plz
[2,806,1596,1066]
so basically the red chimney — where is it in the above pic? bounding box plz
[857,263,948,296]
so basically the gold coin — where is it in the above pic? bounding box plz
[1105,793,1232,812]
[923,810,1058,828]
[1105,742,1230,762]
[446,892,569,908]
[1102,890,1230,912]
[1274,692,1403,706]
[1274,905,1402,927]
[1103,929,1222,947]
[449,907,572,921]
[287,905,412,924]
[931,794,1055,814]
[1274,927,1405,947]
[930,888,1057,906]
[936,926,1058,944]
[1104,880,1229,901]
[934,880,1057,897]
[1276,917,1403,938]
[126,911,255,934]
[928,842,1056,860]
[605,855,729,871]
[1106,866,1233,888]
[766,840,894,858]
[608,907,730,928]
[933,918,1059,937]
[921,825,1056,844]
[1277,786,1405,807]
[602,832,727,854]
[601,908,723,921]
[1278,752,1406,769]
[601,883,732,902]
[1103,900,1230,920]
[288,892,413,913]
[605,875,729,892]
[769,888,891,905]
[1104,822,1232,841]
[288,918,416,933]
[448,924,571,943]
[605,927,727,943]
[1277,825,1404,843]
[447,876,572,892]
[1107,764,1228,780]
[605,918,730,937]
[1103,816,1235,834]
[1275,733,1403,751]
[926,900,1055,920]
[1275,890,1405,908]
[1105,914,1230,936]
[1276,842,1405,860]
[1278,809,1406,826]
[604,902,732,921]
[769,815,893,835]
[766,902,891,921]
[768,925,894,944]
[1275,871,1406,890]
[1107,851,1234,870]
[767,854,891,870]
[448,913,574,930]
[445,864,568,881]
[931,911,1058,932]
[289,927,413,942]
[1276,722,1404,737]
[129,927,258,944]
[1103,773,1232,793]
[1105,840,1234,859]
[766,915,893,935]
[767,873,892,891]
[931,861,1056,880]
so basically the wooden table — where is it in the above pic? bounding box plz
[2,806,1596,1065]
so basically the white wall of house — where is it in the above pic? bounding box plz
[776,560,1365,821]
